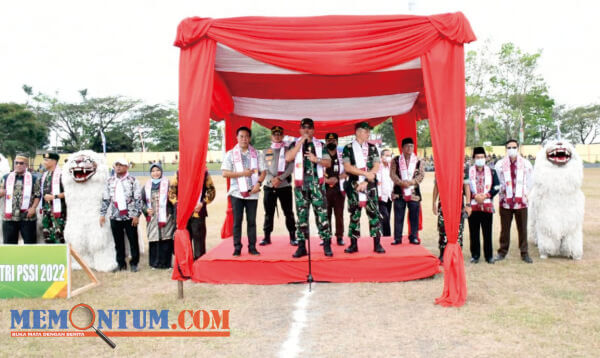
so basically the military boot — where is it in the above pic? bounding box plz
[344,238,358,253]
[373,237,385,253]
[323,239,333,257]
[292,240,307,258]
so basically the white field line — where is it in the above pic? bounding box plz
[278,286,313,358]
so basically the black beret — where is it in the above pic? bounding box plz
[355,121,372,130]
[401,137,414,147]
[300,118,314,128]
[325,132,338,140]
[43,152,60,161]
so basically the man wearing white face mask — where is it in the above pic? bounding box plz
[494,139,534,263]
[377,149,394,237]
[467,147,500,264]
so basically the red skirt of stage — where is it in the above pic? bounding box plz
[192,236,441,284]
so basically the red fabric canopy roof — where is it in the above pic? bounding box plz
[173,13,475,307]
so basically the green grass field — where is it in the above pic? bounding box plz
[1,169,599,357]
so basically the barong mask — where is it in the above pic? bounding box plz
[69,154,98,182]
[545,141,572,166]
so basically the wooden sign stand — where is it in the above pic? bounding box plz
[69,246,99,298]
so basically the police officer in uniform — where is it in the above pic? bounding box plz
[260,126,297,246]
[285,118,333,258]
[324,132,346,246]
[342,122,385,254]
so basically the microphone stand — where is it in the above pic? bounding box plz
[306,235,314,292]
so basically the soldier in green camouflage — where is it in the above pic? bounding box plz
[285,118,333,258]
[40,152,67,244]
[342,122,385,254]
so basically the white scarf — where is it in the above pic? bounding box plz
[271,141,286,176]
[113,173,130,216]
[469,165,493,211]
[233,144,258,197]
[41,167,62,218]
[294,138,323,187]
[351,140,369,207]
[336,150,345,194]
[398,153,418,201]
[377,163,392,202]
[4,171,33,219]
[502,156,525,205]
[145,178,169,227]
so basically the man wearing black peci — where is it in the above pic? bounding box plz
[324,132,347,246]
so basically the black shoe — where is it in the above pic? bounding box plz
[486,258,495,264]
[323,240,333,257]
[233,248,242,257]
[249,247,260,256]
[113,265,127,272]
[292,241,307,258]
[344,238,358,253]
[130,264,138,272]
[522,255,533,264]
[259,237,271,246]
[470,258,480,264]
[494,254,506,262]
[290,239,298,246]
[391,238,402,245]
[336,237,345,246]
[373,237,386,254]
[409,238,420,245]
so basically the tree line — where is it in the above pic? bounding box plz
[373,42,599,148]
[1,41,598,160]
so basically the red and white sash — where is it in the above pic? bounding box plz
[233,144,258,197]
[398,153,418,201]
[336,150,345,194]
[271,141,287,176]
[294,139,323,187]
[502,156,525,206]
[352,140,369,207]
[145,178,169,227]
[4,171,33,219]
[113,173,130,216]
[41,168,62,218]
[469,165,493,211]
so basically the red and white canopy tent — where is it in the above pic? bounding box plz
[172,13,476,307]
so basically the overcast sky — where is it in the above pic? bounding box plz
[1,0,598,108]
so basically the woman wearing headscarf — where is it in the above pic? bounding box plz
[141,163,175,269]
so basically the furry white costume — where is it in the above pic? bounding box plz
[63,150,118,271]
[528,140,584,260]
[0,154,10,240]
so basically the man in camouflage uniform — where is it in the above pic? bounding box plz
[40,152,67,244]
[0,154,41,244]
[342,122,385,253]
[285,118,333,258]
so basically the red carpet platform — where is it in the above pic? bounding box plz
[192,236,441,284]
